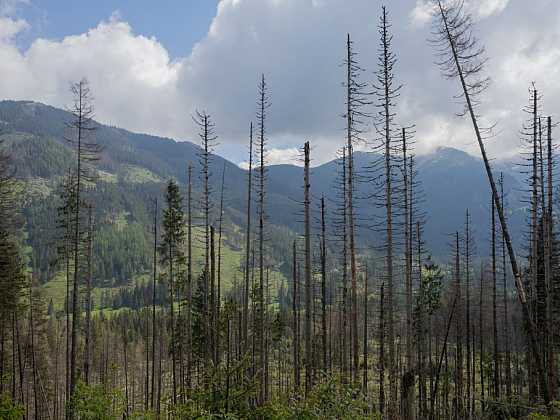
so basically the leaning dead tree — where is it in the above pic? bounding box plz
[430,0,549,402]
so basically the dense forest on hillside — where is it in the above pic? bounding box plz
[1,2,560,419]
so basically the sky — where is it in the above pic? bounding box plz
[0,0,559,166]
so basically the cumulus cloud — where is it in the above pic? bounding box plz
[238,147,301,169]
[0,0,559,166]
[410,0,509,27]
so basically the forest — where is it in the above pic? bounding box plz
[0,1,559,419]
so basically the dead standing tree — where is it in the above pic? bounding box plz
[65,78,100,401]
[430,0,549,402]
[372,7,402,414]
[255,74,270,405]
[343,33,370,384]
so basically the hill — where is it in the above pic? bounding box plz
[0,100,528,297]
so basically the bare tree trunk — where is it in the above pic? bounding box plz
[168,240,177,405]
[499,175,513,398]
[84,204,93,386]
[545,116,557,399]
[320,196,328,373]
[492,195,500,399]
[479,264,485,412]
[216,163,226,368]
[150,199,158,410]
[186,165,193,394]
[292,240,300,392]
[363,267,368,393]
[401,127,414,420]
[303,141,313,396]
[341,148,349,382]
[379,281,386,416]
[244,123,253,355]
[346,34,359,385]
[257,75,268,405]
[454,232,464,418]
[465,210,472,419]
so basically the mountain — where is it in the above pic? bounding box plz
[0,100,528,293]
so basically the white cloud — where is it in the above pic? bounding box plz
[0,0,557,166]
[475,0,509,19]
[238,147,301,169]
[410,1,435,27]
[0,16,26,39]
[410,0,509,28]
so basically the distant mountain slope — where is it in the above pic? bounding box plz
[0,100,528,280]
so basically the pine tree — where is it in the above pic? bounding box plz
[159,179,186,405]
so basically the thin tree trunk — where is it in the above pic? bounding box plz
[84,205,93,386]
[363,267,368,393]
[186,165,193,394]
[492,194,500,398]
[216,163,226,367]
[303,141,313,396]
[292,240,300,392]
[454,232,464,418]
[479,264,485,412]
[379,281,386,416]
[150,199,158,410]
[545,116,556,399]
[500,175,513,398]
[346,34,359,385]
[244,123,253,354]
[320,196,328,373]
[401,127,414,420]
[465,210,472,419]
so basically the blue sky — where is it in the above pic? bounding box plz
[16,0,217,57]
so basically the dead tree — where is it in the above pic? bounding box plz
[256,74,270,404]
[292,240,300,392]
[194,109,216,369]
[65,78,100,399]
[83,204,94,385]
[303,141,312,396]
[379,281,386,416]
[320,196,328,373]
[344,33,369,383]
[363,266,369,393]
[372,8,402,408]
[243,123,254,354]
[499,175,513,398]
[150,198,158,409]
[430,1,548,401]
[491,194,500,398]
[454,232,464,417]
[463,209,475,418]
[186,165,193,393]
